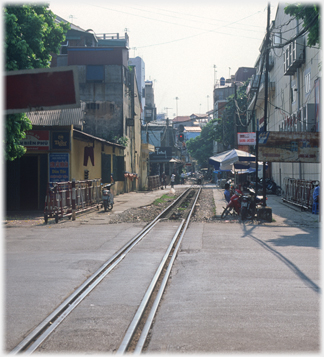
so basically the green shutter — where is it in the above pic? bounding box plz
[113,155,125,181]
[101,153,111,183]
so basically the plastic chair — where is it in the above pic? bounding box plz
[312,202,319,214]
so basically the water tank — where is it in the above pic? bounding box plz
[220,77,225,86]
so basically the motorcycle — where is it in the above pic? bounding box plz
[221,189,243,219]
[240,187,263,220]
[101,183,114,211]
[250,178,283,196]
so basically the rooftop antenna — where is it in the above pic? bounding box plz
[164,107,172,117]
[69,15,77,23]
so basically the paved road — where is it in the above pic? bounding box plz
[4,184,320,353]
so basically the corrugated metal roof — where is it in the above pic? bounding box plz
[172,116,191,123]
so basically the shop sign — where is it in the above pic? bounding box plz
[258,131,320,162]
[237,132,256,145]
[149,147,172,160]
[20,130,50,151]
[49,153,69,182]
[52,131,70,150]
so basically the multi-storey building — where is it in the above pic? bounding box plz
[144,80,157,123]
[50,18,144,193]
[128,56,146,123]
[246,4,321,185]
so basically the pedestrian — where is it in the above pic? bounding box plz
[313,183,320,205]
[171,173,175,188]
[161,172,166,188]
[181,172,186,184]
[224,183,231,203]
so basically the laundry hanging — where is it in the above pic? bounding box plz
[84,146,94,166]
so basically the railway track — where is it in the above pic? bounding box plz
[10,186,202,354]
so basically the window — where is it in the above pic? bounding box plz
[305,72,311,94]
[86,65,104,82]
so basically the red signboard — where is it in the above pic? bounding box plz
[6,66,80,114]
[20,130,50,151]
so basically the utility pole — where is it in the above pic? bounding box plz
[234,82,237,148]
[262,2,270,207]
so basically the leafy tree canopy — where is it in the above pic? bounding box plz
[186,118,218,167]
[284,4,320,47]
[5,4,70,161]
[187,80,251,167]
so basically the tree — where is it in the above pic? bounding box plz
[186,119,218,166]
[5,4,70,161]
[284,4,320,47]
[215,80,250,149]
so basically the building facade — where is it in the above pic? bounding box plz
[51,19,144,193]
[246,4,321,185]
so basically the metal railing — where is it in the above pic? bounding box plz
[282,177,319,210]
[44,179,102,223]
[148,175,161,191]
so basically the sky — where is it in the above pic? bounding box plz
[40,1,278,117]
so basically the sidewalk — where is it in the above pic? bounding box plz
[3,184,320,228]
[211,183,320,228]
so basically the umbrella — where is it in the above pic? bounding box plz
[209,149,256,171]
[220,149,255,167]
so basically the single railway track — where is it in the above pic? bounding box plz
[10,186,201,354]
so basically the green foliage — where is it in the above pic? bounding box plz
[5,114,32,161]
[114,136,129,147]
[284,4,320,47]
[4,4,70,161]
[187,81,250,166]
[186,119,218,166]
[219,80,250,149]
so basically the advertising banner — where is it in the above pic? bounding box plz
[237,132,256,146]
[20,130,50,151]
[49,153,69,182]
[258,131,320,162]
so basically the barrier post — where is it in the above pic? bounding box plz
[72,178,76,221]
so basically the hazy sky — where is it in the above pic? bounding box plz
[47,0,278,117]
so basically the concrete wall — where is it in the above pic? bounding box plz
[77,64,124,141]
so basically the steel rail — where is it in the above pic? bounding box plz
[10,187,191,354]
[117,187,202,354]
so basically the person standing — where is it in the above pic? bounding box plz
[161,172,166,188]
[313,184,320,205]
[171,173,176,188]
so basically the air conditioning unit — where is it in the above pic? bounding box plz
[283,38,305,76]
[302,103,316,132]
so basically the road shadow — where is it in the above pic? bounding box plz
[241,223,320,294]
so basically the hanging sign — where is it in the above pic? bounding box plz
[20,130,50,151]
[49,153,69,182]
[237,132,256,145]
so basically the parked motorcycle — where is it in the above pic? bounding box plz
[101,183,114,211]
[221,189,243,219]
[250,178,283,196]
[240,187,263,220]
